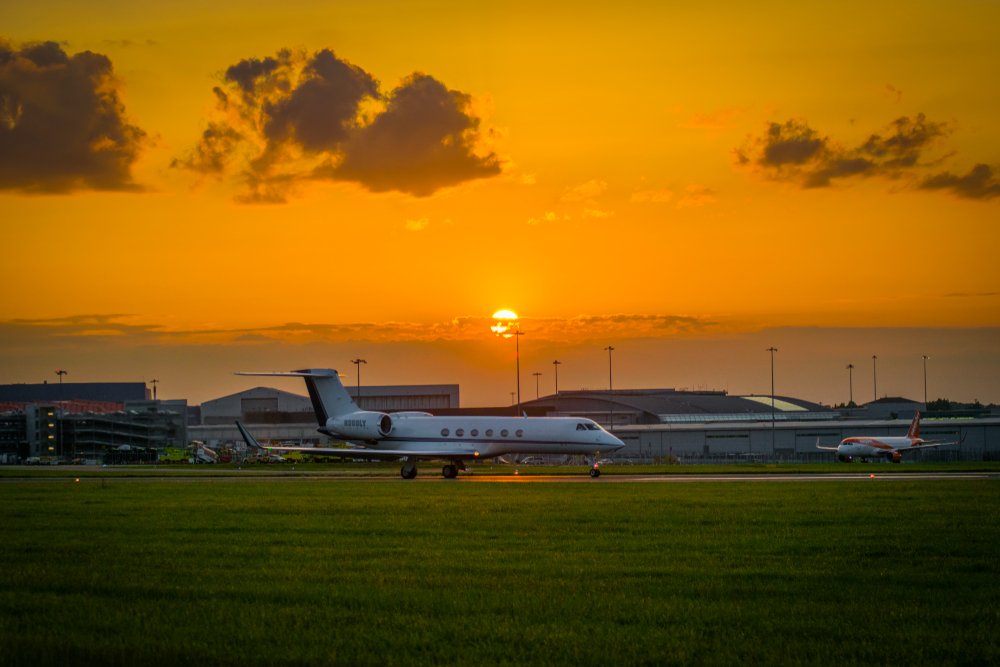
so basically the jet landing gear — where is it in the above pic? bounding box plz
[400,461,418,479]
[588,454,604,478]
[441,462,466,479]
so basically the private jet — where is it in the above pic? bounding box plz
[235,368,624,478]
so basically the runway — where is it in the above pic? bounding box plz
[454,472,1000,483]
[2,467,998,483]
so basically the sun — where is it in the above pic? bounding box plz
[491,309,519,337]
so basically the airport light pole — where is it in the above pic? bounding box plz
[846,364,854,406]
[55,369,67,384]
[532,372,542,399]
[552,360,561,395]
[513,331,523,414]
[604,346,615,430]
[767,347,778,453]
[872,355,878,402]
[350,358,366,401]
[492,312,523,415]
[150,379,159,400]
[922,355,929,405]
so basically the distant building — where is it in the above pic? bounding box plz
[858,396,924,420]
[0,400,187,463]
[0,381,149,405]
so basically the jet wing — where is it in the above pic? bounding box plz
[253,443,483,461]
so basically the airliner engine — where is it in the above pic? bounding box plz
[327,411,393,441]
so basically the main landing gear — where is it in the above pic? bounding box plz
[398,461,465,479]
[589,465,601,478]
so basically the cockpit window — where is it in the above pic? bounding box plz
[576,423,587,431]
[586,424,599,431]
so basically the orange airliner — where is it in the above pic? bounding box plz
[816,411,960,462]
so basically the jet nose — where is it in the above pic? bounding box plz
[604,432,626,450]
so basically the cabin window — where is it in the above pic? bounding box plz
[441,428,449,437]
[471,429,479,437]
[501,429,509,437]
[485,429,494,437]
[515,429,524,438]
[456,428,464,437]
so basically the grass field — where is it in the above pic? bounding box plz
[1,477,998,665]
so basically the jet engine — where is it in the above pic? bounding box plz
[887,450,902,463]
[327,411,393,441]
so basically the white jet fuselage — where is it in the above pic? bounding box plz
[327,411,622,458]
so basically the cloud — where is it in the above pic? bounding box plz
[920,164,1000,200]
[735,113,957,191]
[561,179,607,202]
[176,49,501,200]
[630,188,674,204]
[526,211,568,225]
[675,184,716,209]
[0,39,146,193]
[0,313,720,350]
[405,217,429,231]
[944,291,1000,298]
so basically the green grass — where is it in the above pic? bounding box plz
[1,479,998,665]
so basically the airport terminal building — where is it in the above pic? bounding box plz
[0,382,187,463]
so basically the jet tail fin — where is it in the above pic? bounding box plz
[907,411,922,440]
[235,369,358,426]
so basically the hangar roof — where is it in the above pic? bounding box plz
[519,389,832,424]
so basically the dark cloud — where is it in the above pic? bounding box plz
[760,119,827,166]
[736,113,963,193]
[920,163,1000,200]
[177,48,501,201]
[224,55,281,97]
[326,73,502,196]
[170,122,242,174]
[0,39,146,193]
[262,49,379,152]
[856,114,948,168]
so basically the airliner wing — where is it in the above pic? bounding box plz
[911,439,960,449]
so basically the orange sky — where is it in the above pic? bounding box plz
[1,1,998,406]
